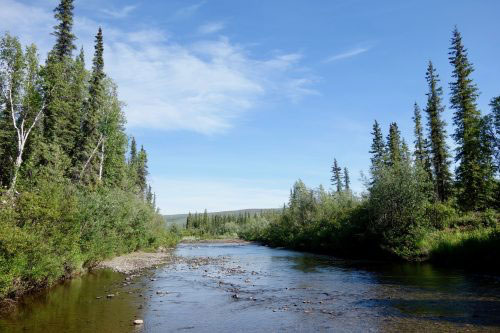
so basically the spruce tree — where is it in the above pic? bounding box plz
[387,122,402,166]
[424,61,452,202]
[129,137,137,165]
[331,158,342,192]
[343,167,350,191]
[369,120,386,175]
[43,0,79,159]
[490,96,500,172]
[413,103,432,177]
[136,145,148,195]
[77,28,105,184]
[51,0,76,60]
[449,28,490,210]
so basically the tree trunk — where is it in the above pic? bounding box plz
[98,138,105,182]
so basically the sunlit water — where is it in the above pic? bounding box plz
[1,243,500,332]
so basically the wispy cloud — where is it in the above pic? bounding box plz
[324,46,370,63]
[173,2,205,20]
[101,5,137,19]
[198,21,225,35]
[0,0,316,135]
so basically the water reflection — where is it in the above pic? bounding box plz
[1,244,499,332]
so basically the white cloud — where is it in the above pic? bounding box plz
[198,21,225,35]
[151,177,288,214]
[0,0,316,134]
[101,5,137,19]
[173,2,205,20]
[325,46,370,63]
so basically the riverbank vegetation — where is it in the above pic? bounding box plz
[186,28,499,268]
[0,0,177,300]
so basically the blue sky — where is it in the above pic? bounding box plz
[1,0,499,213]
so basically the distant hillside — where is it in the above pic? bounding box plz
[164,208,281,227]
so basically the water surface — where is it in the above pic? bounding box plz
[1,243,500,332]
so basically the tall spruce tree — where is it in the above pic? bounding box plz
[77,28,105,184]
[137,145,148,195]
[387,122,402,166]
[343,167,350,191]
[412,103,432,177]
[490,96,500,172]
[129,137,137,165]
[424,61,452,202]
[51,0,76,60]
[449,28,491,210]
[331,158,342,192]
[369,120,386,176]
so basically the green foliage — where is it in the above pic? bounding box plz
[369,120,386,177]
[424,61,452,201]
[368,161,433,258]
[0,1,172,301]
[0,181,177,299]
[449,28,494,211]
[330,159,342,192]
[51,0,76,60]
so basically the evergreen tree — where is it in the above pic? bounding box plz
[343,167,350,191]
[387,122,402,166]
[331,158,342,192]
[478,113,496,207]
[100,79,127,186]
[412,102,432,177]
[77,28,105,184]
[136,145,148,195]
[129,137,137,165]
[51,0,76,60]
[424,61,452,202]
[369,120,386,175]
[43,0,79,159]
[490,96,500,172]
[401,139,411,162]
[449,28,491,210]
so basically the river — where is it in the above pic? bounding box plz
[1,242,500,332]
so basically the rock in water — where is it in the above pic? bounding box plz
[133,319,144,325]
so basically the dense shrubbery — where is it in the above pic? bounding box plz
[0,180,177,299]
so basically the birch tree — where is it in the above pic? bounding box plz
[0,35,44,192]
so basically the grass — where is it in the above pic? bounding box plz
[417,226,500,269]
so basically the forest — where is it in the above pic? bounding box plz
[184,28,499,267]
[0,0,177,300]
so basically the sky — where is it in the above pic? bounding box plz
[1,0,499,214]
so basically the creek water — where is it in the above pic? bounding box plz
[1,243,500,332]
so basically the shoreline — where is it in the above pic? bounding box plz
[97,248,176,274]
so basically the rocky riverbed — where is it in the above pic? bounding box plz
[2,242,500,332]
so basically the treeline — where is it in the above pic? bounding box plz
[241,28,499,265]
[0,0,175,300]
[184,210,278,237]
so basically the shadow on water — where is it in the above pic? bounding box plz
[1,244,500,332]
[0,270,144,333]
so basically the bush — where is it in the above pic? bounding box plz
[0,181,178,300]
[368,162,432,258]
